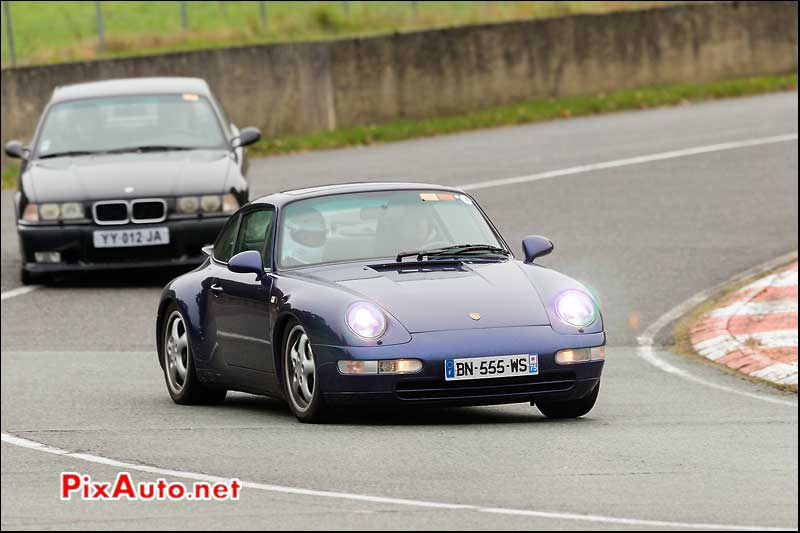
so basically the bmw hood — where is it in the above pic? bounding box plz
[22,150,234,203]
[304,260,551,333]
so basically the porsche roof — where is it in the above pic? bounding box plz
[254,182,466,206]
[51,77,211,103]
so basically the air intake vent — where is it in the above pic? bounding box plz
[93,202,129,225]
[131,199,166,223]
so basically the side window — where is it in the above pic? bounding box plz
[234,207,275,267]
[213,214,239,263]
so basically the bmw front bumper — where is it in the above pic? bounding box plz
[313,326,605,407]
[18,217,227,273]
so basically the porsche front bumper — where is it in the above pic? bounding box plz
[314,326,605,407]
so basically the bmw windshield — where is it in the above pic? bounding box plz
[33,94,228,159]
[278,190,505,268]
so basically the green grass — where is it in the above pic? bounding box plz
[1,1,679,66]
[1,73,795,190]
[248,74,799,157]
[1,162,18,190]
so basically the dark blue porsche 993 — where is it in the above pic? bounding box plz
[156,182,605,423]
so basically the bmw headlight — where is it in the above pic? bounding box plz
[176,194,238,215]
[177,196,200,214]
[21,202,85,222]
[555,290,597,328]
[345,302,387,339]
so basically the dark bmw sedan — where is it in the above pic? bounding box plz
[5,77,261,284]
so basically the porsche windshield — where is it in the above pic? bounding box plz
[278,190,504,268]
[34,94,227,157]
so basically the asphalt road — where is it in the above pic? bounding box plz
[1,92,798,530]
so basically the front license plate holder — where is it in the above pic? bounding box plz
[444,354,539,381]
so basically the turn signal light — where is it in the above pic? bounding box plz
[555,346,605,364]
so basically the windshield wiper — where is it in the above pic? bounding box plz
[106,145,197,154]
[396,244,510,262]
[38,150,103,159]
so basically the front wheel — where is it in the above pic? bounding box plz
[536,383,600,419]
[283,320,329,423]
[162,306,226,405]
[20,267,43,286]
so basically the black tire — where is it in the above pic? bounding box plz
[20,268,41,285]
[161,304,226,405]
[536,383,600,419]
[282,319,330,423]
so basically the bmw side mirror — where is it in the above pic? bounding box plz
[5,140,27,160]
[522,235,554,264]
[228,250,265,279]
[232,127,261,148]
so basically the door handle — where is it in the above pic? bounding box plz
[210,283,224,296]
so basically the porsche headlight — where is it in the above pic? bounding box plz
[345,302,387,339]
[555,290,597,328]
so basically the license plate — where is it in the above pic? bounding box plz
[444,354,538,381]
[93,227,170,248]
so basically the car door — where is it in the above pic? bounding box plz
[211,205,276,372]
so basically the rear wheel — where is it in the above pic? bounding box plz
[162,306,226,405]
[536,383,600,419]
[283,320,329,423]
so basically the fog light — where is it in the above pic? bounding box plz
[337,359,423,375]
[555,346,605,364]
[34,251,61,264]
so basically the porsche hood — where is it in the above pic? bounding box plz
[301,260,551,333]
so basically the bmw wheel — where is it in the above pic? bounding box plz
[162,305,226,405]
[536,383,599,419]
[283,320,329,423]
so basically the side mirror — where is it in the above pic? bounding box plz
[228,250,265,278]
[522,235,554,264]
[232,127,261,148]
[5,140,27,160]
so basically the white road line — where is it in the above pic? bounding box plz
[0,285,40,301]
[458,133,798,191]
[1,432,793,531]
[636,251,799,407]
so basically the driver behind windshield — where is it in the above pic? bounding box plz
[282,208,328,266]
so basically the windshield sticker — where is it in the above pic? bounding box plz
[40,139,51,152]
[182,93,200,101]
[437,193,455,201]
[458,194,474,205]
[419,193,439,201]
